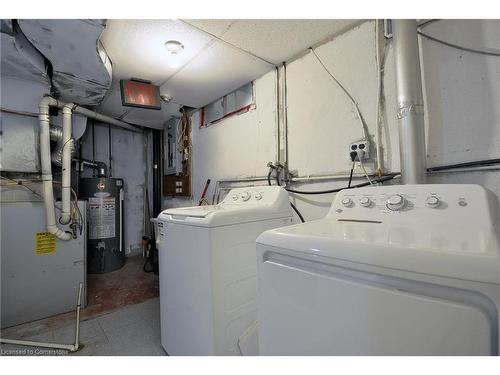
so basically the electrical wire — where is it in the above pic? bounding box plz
[285,174,398,195]
[359,159,374,185]
[347,162,355,188]
[290,201,305,223]
[309,47,370,141]
[417,31,500,57]
[268,166,306,223]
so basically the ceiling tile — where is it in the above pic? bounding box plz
[183,19,237,37]
[217,19,362,64]
[123,102,181,129]
[160,40,272,108]
[100,19,213,83]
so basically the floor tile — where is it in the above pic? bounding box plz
[53,319,104,343]
[104,319,164,356]
[71,334,115,356]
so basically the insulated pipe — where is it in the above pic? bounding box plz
[39,96,72,241]
[60,103,74,224]
[393,19,427,184]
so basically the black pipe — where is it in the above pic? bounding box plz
[427,158,500,172]
[108,124,112,177]
[73,157,108,178]
[152,129,162,217]
[92,121,96,177]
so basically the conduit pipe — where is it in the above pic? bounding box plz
[393,19,427,184]
[39,96,72,240]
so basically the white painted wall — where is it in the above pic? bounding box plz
[164,19,500,224]
[164,70,278,208]
[79,123,147,255]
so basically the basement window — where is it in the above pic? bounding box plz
[200,82,255,127]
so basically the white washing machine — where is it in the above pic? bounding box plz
[256,184,500,355]
[158,186,292,355]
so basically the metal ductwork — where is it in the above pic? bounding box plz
[393,19,427,184]
[49,126,74,167]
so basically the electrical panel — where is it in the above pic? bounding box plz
[163,113,192,197]
[164,117,184,175]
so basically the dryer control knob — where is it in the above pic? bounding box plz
[386,194,405,211]
[359,197,371,207]
[254,193,263,200]
[341,198,353,207]
[425,196,440,208]
[240,191,251,201]
[232,195,239,201]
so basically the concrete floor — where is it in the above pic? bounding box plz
[0,297,166,356]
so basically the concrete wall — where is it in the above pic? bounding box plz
[79,122,147,255]
[164,19,500,223]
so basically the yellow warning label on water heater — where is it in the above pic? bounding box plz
[35,232,57,255]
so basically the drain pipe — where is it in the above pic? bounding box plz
[393,19,427,184]
[39,96,72,240]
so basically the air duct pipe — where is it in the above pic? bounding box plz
[393,19,427,184]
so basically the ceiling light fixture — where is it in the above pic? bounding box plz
[165,40,184,55]
[160,94,173,103]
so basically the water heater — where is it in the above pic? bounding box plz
[79,177,125,274]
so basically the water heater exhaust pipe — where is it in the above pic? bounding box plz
[393,19,427,184]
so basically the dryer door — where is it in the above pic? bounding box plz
[257,248,494,355]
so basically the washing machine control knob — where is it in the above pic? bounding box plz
[240,191,251,201]
[341,198,353,207]
[386,194,405,211]
[359,197,371,207]
[254,193,263,200]
[232,195,239,201]
[425,196,440,208]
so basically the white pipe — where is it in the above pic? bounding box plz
[53,99,142,133]
[59,104,73,224]
[39,96,72,241]
[0,282,82,352]
[38,95,140,239]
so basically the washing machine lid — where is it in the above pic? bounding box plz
[257,184,500,285]
[163,205,220,218]
[158,186,292,227]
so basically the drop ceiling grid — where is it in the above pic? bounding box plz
[98,19,365,127]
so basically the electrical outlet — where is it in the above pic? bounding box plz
[349,140,370,161]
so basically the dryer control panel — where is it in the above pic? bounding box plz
[328,184,498,228]
[221,186,289,207]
